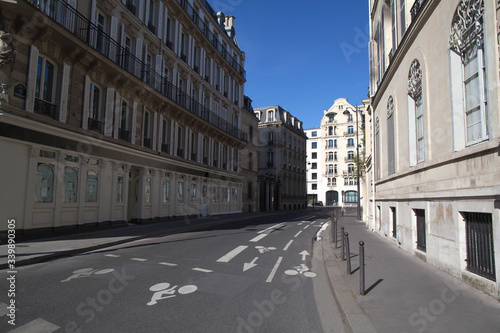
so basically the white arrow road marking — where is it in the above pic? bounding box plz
[7,318,60,333]
[294,231,302,237]
[299,250,310,261]
[266,256,283,283]
[217,245,248,263]
[249,234,268,242]
[283,240,294,251]
[159,262,178,266]
[192,268,213,273]
[243,257,259,272]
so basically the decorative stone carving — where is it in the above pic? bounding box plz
[387,96,394,118]
[0,31,14,68]
[408,60,422,99]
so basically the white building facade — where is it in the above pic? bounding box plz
[369,0,500,299]
[305,98,367,208]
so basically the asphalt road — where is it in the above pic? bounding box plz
[1,211,346,333]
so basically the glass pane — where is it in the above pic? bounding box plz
[178,182,184,202]
[43,60,54,101]
[465,75,480,111]
[35,164,54,203]
[85,171,98,202]
[163,180,169,203]
[466,109,482,142]
[145,178,151,203]
[63,168,78,203]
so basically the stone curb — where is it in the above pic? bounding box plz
[321,222,378,333]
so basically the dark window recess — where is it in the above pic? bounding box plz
[415,209,426,252]
[464,212,496,281]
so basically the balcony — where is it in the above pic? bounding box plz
[147,21,156,34]
[345,157,355,162]
[344,130,357,137]
[161,143,170,154]
[125,0,136,15]
[143,137,152,149]
[118,128,130,141]
[88,118,104,134]
[410,0,427,21]
[34,98,58,120]
[177,148,184,158]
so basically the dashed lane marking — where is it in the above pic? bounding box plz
[159,262,178,266]
[192,268,213,273]
[105,254,120,258]
[294,231,302,238]
[266,257,283,283]
[216,245,248,263]
[130,258,148,262]
[249,234,268,242]
[283,240,294,251]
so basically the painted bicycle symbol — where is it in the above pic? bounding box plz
[61,268,114,282]
[255,246,276,253]
[284,264,317,278]
[147,282,198,306]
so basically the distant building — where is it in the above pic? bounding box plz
[369,0,500,298]
[304,98,367,208]
[0,0,249,234]
[240,96,259,212]
[254,105,307,211]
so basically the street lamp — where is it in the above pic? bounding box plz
[344,105,361,221]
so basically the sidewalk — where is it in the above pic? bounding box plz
[321,214,500,333]
[0,211,286,270]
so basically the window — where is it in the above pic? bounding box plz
[144,177,151,203]
[387,96,396,174]
[191,183,197,203]
[463,212,496,281]
[391,207,397,238]
[63,168,78,203]
[390,0,397,53]
[449,0,488,148]
[347,138,354,147]
[177,125,185,157]
[85,170,99,203]
[332,178,337,186]
[312,142,317,149]
[116,174,124,203]
[312,173,317,180]
[119,100,130,141]
[344,177,349,185]
[163,180,170,203]
[415,209,426,252]
[348,151,355,160]
[311,163,317,169]
[268,110,274,121]
[345,191,357,203]
[247,182,253,199]
[329,116,334,123]
[87,82,103,133]
[399,0,406,38]
[202,185,208,203]
[334,139,337,148]
[177,181,184,203]
[35,56,56,105]
[35,164,54,203]
[328,139,334,148]
[311,131,317,137]
[95,12,107,54]
[143,111,152,148]
[328,126,333,136]
[408,59,424,164]
[348,164,355,173]
[328,165,334,174]
[312,184,317,190]
[267,152,274,167]
[348,126,354,134]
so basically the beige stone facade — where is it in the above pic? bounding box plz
[369,0,500,298]
[254,105,307,211]
[0,0,249,233]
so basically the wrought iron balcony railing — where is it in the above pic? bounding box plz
[34,98,58,120]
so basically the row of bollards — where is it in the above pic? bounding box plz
[331,213,365,296]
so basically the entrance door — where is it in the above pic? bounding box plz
[128,167,140,221]
[326,191,338,206]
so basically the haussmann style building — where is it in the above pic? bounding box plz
[253,105,307,211]
[0,0,251,234]
[305,98,368,209]
[368,0,500,298]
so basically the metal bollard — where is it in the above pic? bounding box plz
[345,232,351,274]
[341,226,345,260]
[333,219,338,249]
[359,241,365,296]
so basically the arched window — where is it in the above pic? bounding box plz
[387,96,396,174]
[85,170,99,203]
[35,164,54,203]
[328,126,333,135]
[63,168,78,203]
[408,59,424,165]
[345,191,358,203]
[449,0,488,149]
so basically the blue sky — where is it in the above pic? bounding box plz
[212,0,370,130]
